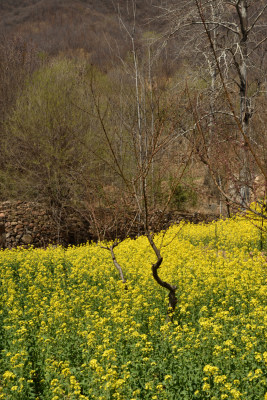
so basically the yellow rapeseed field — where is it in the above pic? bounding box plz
[0,216,266,399]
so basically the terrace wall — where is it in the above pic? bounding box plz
[0,200,219,249]
[0,201,90,249]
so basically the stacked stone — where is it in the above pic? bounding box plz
[0,201,63,249]
[0,201,218,250]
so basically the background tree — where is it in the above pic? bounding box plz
[0,36,40,188]
[1,57,102,236]
[161,0,267,211]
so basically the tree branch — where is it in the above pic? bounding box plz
[101,241,127,285]
[248,3,267,34]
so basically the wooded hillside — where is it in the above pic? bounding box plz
[1,0,267,241]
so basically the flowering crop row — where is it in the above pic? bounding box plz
[0,217,266,399]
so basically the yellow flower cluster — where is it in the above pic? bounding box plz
[0,216,266,399]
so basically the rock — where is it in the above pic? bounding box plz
[22,234,33,244]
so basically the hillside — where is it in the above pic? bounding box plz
[0,0,163,24]
[0,0,165,64]
[0,0,266,225]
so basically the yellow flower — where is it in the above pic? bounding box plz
[89,359,98,368]
[202,382,211,391]
[214,375,227,384]
[145,381,153,390]
[230,389,242,399]
[3,371,16,380]
[203,364,219,375]
[156,384,164,391]
[164,374,172,381]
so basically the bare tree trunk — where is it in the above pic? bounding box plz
[148,44,156,207]
[102,241,127,285]
[237,0,252,206]
[208,0,218,136]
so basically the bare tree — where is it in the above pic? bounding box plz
[79,6,195,318]
[160,0,267,211]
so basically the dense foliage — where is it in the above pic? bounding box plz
[0,217,266,399]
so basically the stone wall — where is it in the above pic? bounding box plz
[0,201,90,249]
[0,201,219,249]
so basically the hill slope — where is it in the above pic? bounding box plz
[0,0,165,65]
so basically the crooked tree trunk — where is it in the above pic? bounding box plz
[146,233,178,318]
